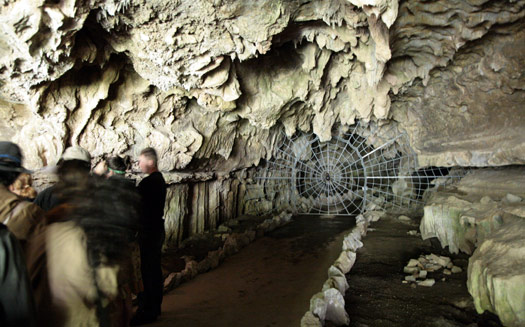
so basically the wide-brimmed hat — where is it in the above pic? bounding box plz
[0,141,31,173]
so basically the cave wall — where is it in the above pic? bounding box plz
[2,0,523,172]
[140,170,287,247]
[391,12,525,167]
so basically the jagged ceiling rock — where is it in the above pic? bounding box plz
[0,0,524,170]
[99,0,294,91]
[392,22,525,167]
[0,0,109,103]
[388,0,525,88]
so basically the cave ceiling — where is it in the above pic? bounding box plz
[0,0,524,171]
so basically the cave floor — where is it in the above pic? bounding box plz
[146,215,356,327]
[342,215,503,327]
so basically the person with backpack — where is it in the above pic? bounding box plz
[24,150,140,326]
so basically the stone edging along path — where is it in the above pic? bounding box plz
[162,211,293,293]
[300,212,381,327]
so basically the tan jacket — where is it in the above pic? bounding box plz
[26,220,120,327]
[0,184,43,242]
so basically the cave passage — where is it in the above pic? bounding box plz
[344,215,503,327]
[148,215,355,327]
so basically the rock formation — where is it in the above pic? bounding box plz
[1,0,523,171]
[420,167,525,254]
[420,167,525,326]
[468,219,525,327]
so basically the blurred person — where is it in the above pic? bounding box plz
[131,147,167,325]
[95,155,132,182]
[34,146,91,211]
[9,172,37,201]
[0,141,43,245]
[25,167,140,327]
[107,156,127,177]
[95,154,143,326]
[0,223,37,327]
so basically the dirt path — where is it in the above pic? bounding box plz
[147,215,355,327]
[343,216,502,327]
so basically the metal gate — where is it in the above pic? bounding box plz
[253,122,466,216]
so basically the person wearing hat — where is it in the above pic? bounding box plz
[0,141,43,243]
[0,141,38,326]
[34,146,92,211]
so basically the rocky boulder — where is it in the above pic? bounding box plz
[467,219,525,327]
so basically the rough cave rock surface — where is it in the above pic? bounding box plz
[420,167,525,254]
[0,0,524,171]
[467,219,525,327]
[420,167,525,326]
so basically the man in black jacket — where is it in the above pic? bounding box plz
[131,147,167,325]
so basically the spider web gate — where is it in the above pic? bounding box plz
[246,123,466,216]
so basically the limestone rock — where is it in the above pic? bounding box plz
[355,214,369,236]
[197,258,212,274]
[325,266,349,294]
[398,215,412,222]
[468,220,525,327]
[300,311,322,327]
[406,259,419,267]
[322,276,349,295]
[310,292,327,322]
[427,254,451,268]
[182,260,199,280]
[323,288,350,326]
[451,266,462,274]
[420,195,477,254]
[164,184,189,246]
[363,210,386,223]
[505,194,523,204]
[405,275,416,282]
[407,230,419,236]
[163,272,182,289]
[222,235,239,256]
[420,168,525,254]
[342,230,363,252]
[334,251,357,275]
[207,250,222,269]
[404,266,418,274]
[417,279,435,287]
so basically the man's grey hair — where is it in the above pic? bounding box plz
[140,147,158,166]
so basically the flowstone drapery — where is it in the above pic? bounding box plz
[254,123,464,216]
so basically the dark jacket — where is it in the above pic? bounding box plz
[137,171,167,232]
[34,185,61,212]
[0,223,36,326]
